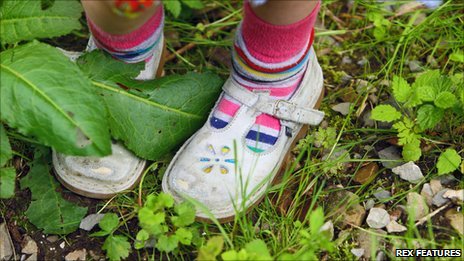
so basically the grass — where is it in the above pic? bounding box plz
[2,0,463,260]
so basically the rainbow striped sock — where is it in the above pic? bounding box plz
[209,2,319,153]
[87,6,164,65]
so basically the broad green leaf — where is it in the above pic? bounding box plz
[138,209,166,236]
[156,234,179,252]
[78,52,222,160]
[370,105,402,122]
[434,91,456,109]
[414,70,452,93]
[222,250,241,261]
[145,192,174,212]
[0,167,16,198]
[20,151,87,234]
[309,208,325,235]
[245,239,272,260]
[164,0,182,17]
[449,51,464,63]
[175,227,193,245]
[102,234,131,261]
[0,42,111,156]
[0,125,12,167]
[417,85,436,102]
[181,0,204,9]
[198,236,224,261]
[99,213,119,233]
[437,149,462,175]
[0,0,82,44]
[392,76,411,103]
[403,140,422,161]
[135,229,150,249]
[393,118,420,146]
[417,104,444,130]
[172,202,196,227]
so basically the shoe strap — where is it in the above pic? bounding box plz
[223,78,324,125]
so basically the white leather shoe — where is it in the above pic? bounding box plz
[52,35,164,199]
[162,48,324,222]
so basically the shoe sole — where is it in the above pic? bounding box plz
[195,87,325,223]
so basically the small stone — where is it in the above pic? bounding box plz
[0,223,14,261]
[331,102,351,116]
[357,57,368,66]
[319,221,334,240]
[408,60,423,72]
[445,209,463,235]
[46,235,59,243]
[378,146,402,169]
[389,208,402,221]
[341,73,353,84]
[386,220,407,233]
[376,251,387,261]
[354,163,379,184]
[361,110,375,127]
[79,214,105,231]
[420,183,433,206]
[351,248,365,258]
[366,208,390,228]
[392,162,424,183]
[65,249,87,261]
[374,188,391,200]
[357,229,387,259]
[432,189,450,207]
[439,174,456,185]
[407,192,429,221]
[344,204,366,227]
[22,236,38,255]
[59,242,65,249]
[342,56,353,64]
[365,199,375,210]
[442,189,464,202]
[430,179,443,195]
[355,79,371,94]
[368,94,378,104]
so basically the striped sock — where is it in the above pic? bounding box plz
[87,5,164,78]
[210,1,320,153]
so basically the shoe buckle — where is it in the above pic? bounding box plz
[274,100,295,118]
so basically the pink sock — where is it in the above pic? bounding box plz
[87,5,164,64]
[210,1,320,153]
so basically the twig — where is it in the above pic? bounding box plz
[415,202,452,227]
[325,9,346,30]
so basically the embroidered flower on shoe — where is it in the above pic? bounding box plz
[199,144,235,174]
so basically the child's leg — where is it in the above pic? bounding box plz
[162,0,324,221]
[53,1,165,199]
[210,0,320,152]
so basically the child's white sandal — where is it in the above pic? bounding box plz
[162,48,324,222]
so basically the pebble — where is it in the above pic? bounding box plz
[376,251,387,261]
[408,60,423,72]
[442,189,464,202]
[59,242,65,249]
[386,220,407,233]
[365,199,375,210]
[65,249,87,261]
[366,208,390,228]
[46,235,59,243]
[342,56,353,64]
[445,209,463,235]
[439,174,456,185]
[341,73,353,84]
[430,179,443,195]
[392,162,424,183]
[327,190,366,228]
[354,163,379,184]
[407,192,429,221]
[420,183,433,206]
[373,188,391,200]
[357,57,368,66]
[0,223,14,261]
[432,189,450,207]
[351,248,365,258]
[319,221,334,240]
[377,146,402,169]
[79,214,105,231]
[357,229,387,259]
[331,102,351,116]
[361,110,375,127]
[22,236,38,254]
